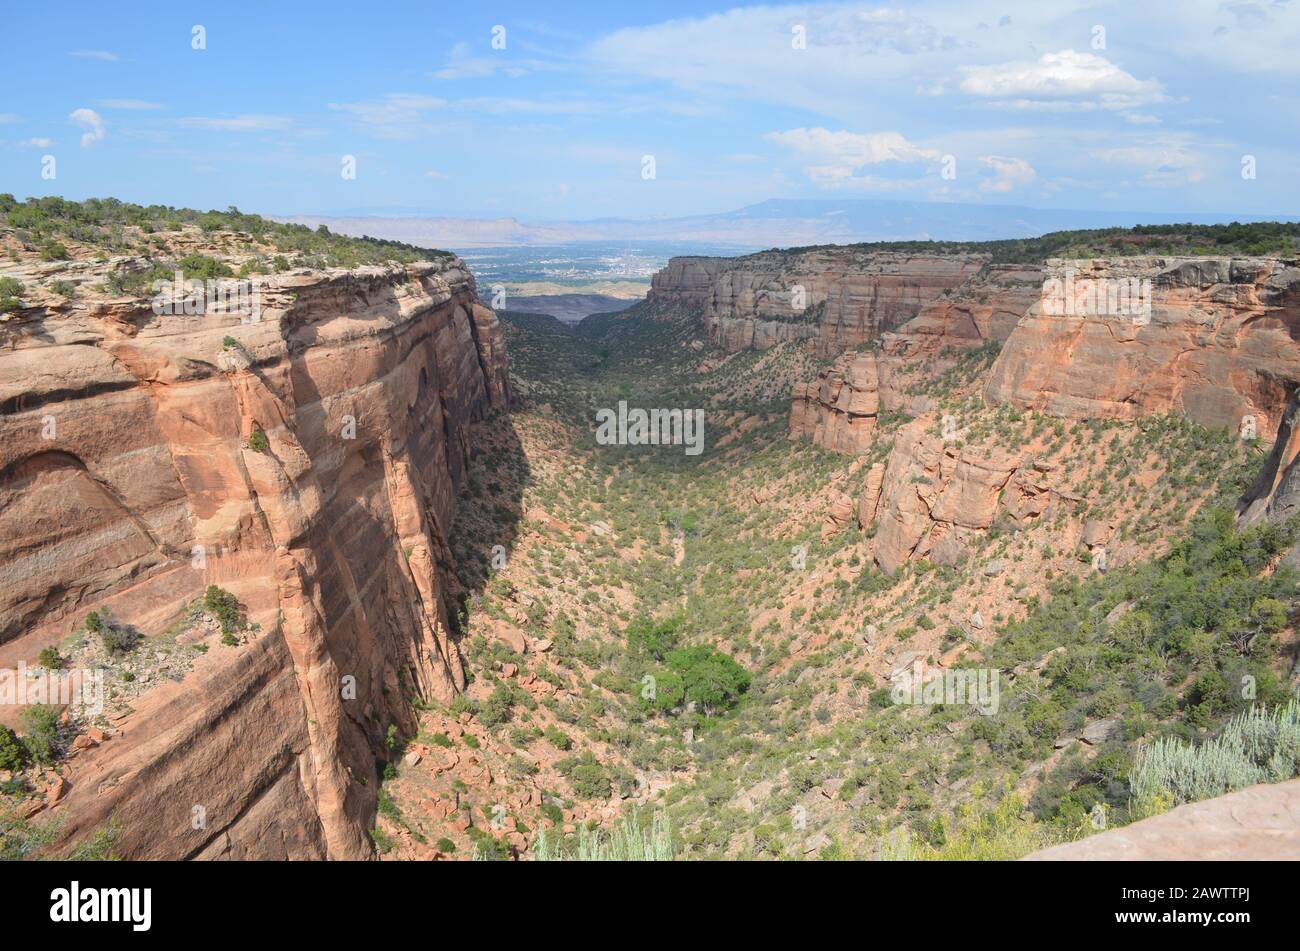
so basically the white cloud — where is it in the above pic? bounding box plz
[95,99,166,110]
[0,114,20,124]
[176,115,292,131]
[959,50,1166,111]
[424,170,448,180]
[587,5,961,122]
[69,50,119,62]
[451,97,595,115]
[70,108,105,147]
[766,128,939,188]
[766,128,939,166]
[18,137,54,148]
[978,155,1037,193]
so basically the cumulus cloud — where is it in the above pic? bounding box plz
[959,50,1166,111]
[70,108,104,147]
[766,128,940,188]
[978,155,1037,193]
[767,128,939,165]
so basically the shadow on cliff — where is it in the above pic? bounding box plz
[444,406,530,639]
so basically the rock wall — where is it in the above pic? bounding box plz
[789,264,1039,456]
[649,250,983,356]
[0,258,509,858]
[789,353,881,454]
[1239,385,1300,531]
[983,257,1300,439]
[863,421,1072,574]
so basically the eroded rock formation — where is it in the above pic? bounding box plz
[984,257,1300,439]
[0,258,509,858]
[650,250,983,356]
[789,353,881,453]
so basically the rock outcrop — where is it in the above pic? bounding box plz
[0,256,510,859]
[984,257,1300,439]
[789,353,881,453]
[1025,779,1300,860]
[1238,385,1300,558]
[860,421,1078,574]
[649,250,983,356]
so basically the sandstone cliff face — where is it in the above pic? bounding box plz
[789,353,880,453]
[781,253,1300,574]
[984,257,1300,440]
[649,250,983,356]
[864,421,1072,574]
[1239,385,1300,533]
[886,263,1041,357]
[0,256,509,858]
[788,265,1039,457]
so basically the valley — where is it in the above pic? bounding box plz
[376,229,1300,860]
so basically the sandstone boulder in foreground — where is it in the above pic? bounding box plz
[1024,780,1300,860]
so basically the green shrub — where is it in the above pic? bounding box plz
[246,430,269,453]
[101,624,140,655]
[543,725,572,750]
[0,725,29,771]
[478,684,514,727]
[19,706,61,765]
[557,752,613,799]
[36,647,62,670]
[1130,700,1300,817]
[38,240,69,261]
[203,585,244,634]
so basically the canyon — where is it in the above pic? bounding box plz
[3,207,1299,863]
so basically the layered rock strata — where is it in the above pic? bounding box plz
[649,250,983,356]
[0,257,509,858]
[984,257,1300,439]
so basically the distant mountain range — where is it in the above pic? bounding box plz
[279,198,1300,252]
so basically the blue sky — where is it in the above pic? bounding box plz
[3,0,1298,220]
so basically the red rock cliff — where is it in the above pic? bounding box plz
[0,256,509,858]
[649,249,983,356]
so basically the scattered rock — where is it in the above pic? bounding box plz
[1080,718,1120,745]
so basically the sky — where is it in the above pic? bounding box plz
[2,0,1298,221]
